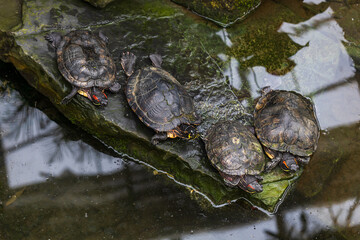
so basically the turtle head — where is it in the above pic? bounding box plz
[238,175,263,193]
[178,124,199,140]
[167,124,198,139]
[279,153,299,172]
[90,88,108,106]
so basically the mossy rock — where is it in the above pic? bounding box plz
[0,0,311,213]
[83,0,115,8]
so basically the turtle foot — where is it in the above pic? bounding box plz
[109,82,121,93]
[121,52,137,77]
[149,54,162,68]
[151,132,168,145]
[44,32,62,48]
[61,96,72,105]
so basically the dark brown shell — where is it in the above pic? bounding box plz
[126,66,200,132]
[205,121,265,176]
[56,31,116,88]
[254,90,320,156]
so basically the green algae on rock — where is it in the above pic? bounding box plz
[172,0,261,27]
[83,0,115,8]
[0,0,310,213]
[225,0,306,76]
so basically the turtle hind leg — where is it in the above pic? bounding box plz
[297,156,310,165]
[121,52,137,77]
[151,132,168,145]
[98,31,109,44]
[109,82,121,93]
[44,32,62,48]
[61,86,79,104]
[149,54,162,68]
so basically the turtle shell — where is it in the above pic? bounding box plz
[126,66,200,132]
[205,121,265,177]
[254,90,320,156]
[56,30,116,88]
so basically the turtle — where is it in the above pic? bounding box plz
[254,87,320,172]
[120,52,201,144]
[45,30,121,106]
[205,120,266,193]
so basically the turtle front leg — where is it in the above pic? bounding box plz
[151,132,168,145]
[265,151,282,173]
[61,86,79,104]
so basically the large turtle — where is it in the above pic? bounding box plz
[254,87,320,172]
[205,121,266,193]
[121,52,201,144]
[45,30,121,106]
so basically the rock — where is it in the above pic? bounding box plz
[83,0,115,8]
[172,0,261,27]
[0,0,310,213]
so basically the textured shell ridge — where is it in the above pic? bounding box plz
[55,30,116,89]
[206,121,265,176]
[255,90,319,156]
[126,67,197,132]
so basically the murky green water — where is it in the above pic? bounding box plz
[1,0,360,239]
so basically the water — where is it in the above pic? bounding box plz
[1,0,360,239]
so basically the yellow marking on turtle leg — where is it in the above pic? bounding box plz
[264,148,275,159]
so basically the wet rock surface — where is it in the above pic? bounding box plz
[83,0,115,8]
[0,0,331,212]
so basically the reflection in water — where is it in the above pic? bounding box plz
[225,7,359,130]
[303,0,327,4]
[163,195,358,239]
[0,85,124,188]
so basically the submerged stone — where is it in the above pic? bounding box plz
[172,0,261,27]
[0,0,313,213]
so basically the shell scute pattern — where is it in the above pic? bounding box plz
[255,90,319,156]
[206,121,265,177]
[56,31,116,89]
[127,67,198,132]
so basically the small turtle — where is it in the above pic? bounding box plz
[254,87,320,172]
[121,52,201,144]
[45,30,121,106]
[205,121,266,193]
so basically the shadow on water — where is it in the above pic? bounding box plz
[1,0,360,240]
